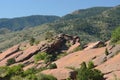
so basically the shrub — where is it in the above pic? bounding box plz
[57,52,68,59]
[36,73,57,80]
[6,58,16,66]
[8,64,24,76]
[77,62,104,80]
[45,31,54,40]
[34,52,48,62]
[10,75,23,80]
[44,55,54,64]
[105,48,109,55]
[48,63,57,69]
[73,46,83,52]
[0,66,9,78]
[24,74,37,80]
[23,68,37,76]
[88,61,95,69]
[29,37,35,46]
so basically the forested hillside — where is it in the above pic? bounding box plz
[0,15,60,31]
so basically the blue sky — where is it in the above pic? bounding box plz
[0,0,120,18]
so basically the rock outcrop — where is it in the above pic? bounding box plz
[84,41,105,50]
[0,51,23,66]
[0,45,20,61]
[0,34,81,67]
[96,52,120,80]
[16,45,40,62]
[67,42,80,53]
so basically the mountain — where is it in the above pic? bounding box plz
[0,6,120,51]
[0,15,60,31]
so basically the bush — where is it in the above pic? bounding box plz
[36,73,57,80]
[8,64,24,76]
[34,52,48,62]
[10,75,23,80]
[88,61,95,69]
[6,58,16,66]
[23,68,37,76]
[45,31,54,40]
[24,74,37,80]
[77,62,104,80]
[44,55,54,64]
[29,37,35,46]
[0,64,24,80]
[0,66,9,78]
[48,63,57,69]
[105,48,109,55]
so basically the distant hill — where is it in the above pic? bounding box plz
[1,5,120,51]
[62,7,111,20]
[0,15,60,31]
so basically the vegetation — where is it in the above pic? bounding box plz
[34,52,48,62]
[111,26,120,44]
[57,52,68,59]
[45,31,54,40]
[77,62,104,80]
[0,64,57,80]
[48,63,57,69]
[87,61,95,69]
[73,46,83,52]
[6,58,16,66]
[34,52,57,64]
[105,48,109,55]
[29,37,35,46]
[0,15,60,31]
[44,54,55,64]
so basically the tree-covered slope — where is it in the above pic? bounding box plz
[0,15,60,31]
[62,7,111,20]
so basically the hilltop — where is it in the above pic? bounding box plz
[0,15,60,31]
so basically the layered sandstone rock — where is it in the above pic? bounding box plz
[84,41,105,50]
[0,45,20,61]
[16,46,40,62]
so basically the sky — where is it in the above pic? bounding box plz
[0,0,120,18]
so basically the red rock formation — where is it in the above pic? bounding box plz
[0,45,19,61]
[96,52,120,79]
[67,42,80,53]
[16,46,39,62]
[55,47,105,68]
[84,41,105,50]
[0,51,23,66]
